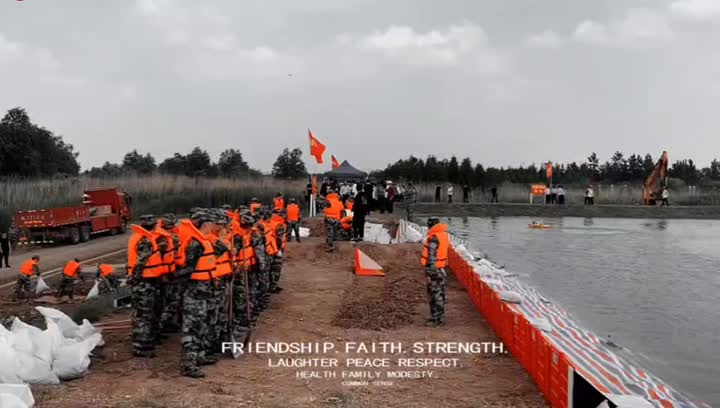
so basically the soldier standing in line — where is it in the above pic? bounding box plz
[15,255,40,299]
[232,211,260,342]
[256,208,278,313]
[209,209,233,354]
[159,214,182,334]
[127,215,165,358]
[58,258,82,300]
[176,210,217,378]
[269,209,287,293]
[421,217,450,327]
[404,182,417,222]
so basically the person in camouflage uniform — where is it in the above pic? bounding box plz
[404,182,417,222]
[57,258,81,300]
[269,209,286,294]
[97,263,119,294]
[159,213,183,334]
[231,211,259,342]
[129,215,162,358]
[208,209,232,353]
[253,207,274,315]
[177,210,217,378]
[323,191,342,252]
[15,255,40,299]
[245,211,268,324]
[422,217,449,327]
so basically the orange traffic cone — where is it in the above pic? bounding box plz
[354,248,385,277]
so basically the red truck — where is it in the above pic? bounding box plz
[13,188,132,245]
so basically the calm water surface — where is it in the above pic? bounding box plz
[445,216,720,406]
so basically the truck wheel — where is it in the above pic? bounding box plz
[80,225,91,242]
[70,227,80,245]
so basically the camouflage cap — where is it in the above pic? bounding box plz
[212,209,229,225]
[161,213,177,229]
[250,197,259,202]
[139,214,156,226]
[289,198,297,203]
[188,207,203,216]
[190,210,213,226]
[240,213,255,225]
[427,217,440,227]
[221,204,232,210]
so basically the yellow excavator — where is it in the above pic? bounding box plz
[642,151,669,205]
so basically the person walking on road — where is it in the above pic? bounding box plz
[462,184,470,203]
[421,217,450,327]
[0,232,10,268]
[447,184,454,203]
[435,185,442,202]
[404,182,417,222]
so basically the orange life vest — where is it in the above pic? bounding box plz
[63,260,80,278]
[287,204,301,222]
[250,202,261,214]
[20,259,38,276]
[234,225,258,270]
[345,200,354,211]
[323,193,343,220]
[210,233,233,279]
[260,220,278,256]
[175,222,216,281]
[270,215,287,250]
[421,224,450,268]
[340,216,353,231]
[154,227,176,275]
[127,225,164,278]
[273,197,285,211]
[174,219,194,267]
[99,264,114,278]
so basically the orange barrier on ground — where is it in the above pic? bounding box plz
[446,246,568,408]
[354,248,385,276]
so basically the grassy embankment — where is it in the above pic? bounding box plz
[0,175,306,231]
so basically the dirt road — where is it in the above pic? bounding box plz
[32,220,546,408]
[0,233,129,285]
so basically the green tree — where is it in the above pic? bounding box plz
[186,147,213,176]
[459,158,473,184]
[272,147,308,179]
[158,153,188,175]
[218,149,252,177]
[122,150,157,175]
[0,107,80,177]
[447,156,460,184]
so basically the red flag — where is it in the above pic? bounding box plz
[546,162,553,179]
[331,155,340,170]
[308,129,326,164]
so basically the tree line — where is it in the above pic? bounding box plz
[0,107,309,180]
[379,152,720,188]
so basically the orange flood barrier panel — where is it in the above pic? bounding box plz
[354,248,385,276]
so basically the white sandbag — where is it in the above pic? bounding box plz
[86,280,100,299]
[596,401,611,408]
[15,354,59,385]
[0,384,34,408]
[10,318,53,364]
[35,307,99,342]
[363,223,392,244]
[52,333,102,380]
[530,317,553,333]
[34,277,50,294]
[0,323,12,340]
[0,339,22,384]
[499,291,523,304]
[0,393,29,408]
[482,278,503,286]
[403,227,424,243]
[299,227,310,238]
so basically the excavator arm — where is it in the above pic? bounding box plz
[642,151,669,205]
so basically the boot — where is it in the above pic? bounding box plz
[182,367,205,378]
[198,355,218,366]
[133,350,156,358]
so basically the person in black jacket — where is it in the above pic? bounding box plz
[351,192,367,242]
[0,232,10,268]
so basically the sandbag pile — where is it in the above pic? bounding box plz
[0,306,103,391]
[363,223,392,244]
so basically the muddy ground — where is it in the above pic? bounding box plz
[8,218,545,408]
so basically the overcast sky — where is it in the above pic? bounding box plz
[1,0,719,173]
